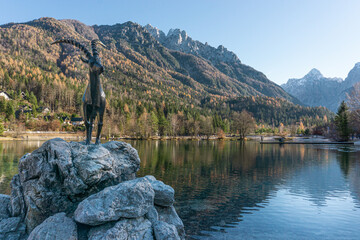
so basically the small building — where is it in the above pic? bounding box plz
[0,91,11,100]
[15,105,33,119]
[71,117,84,126]
[58,116,70,124]
[21,92,26,100]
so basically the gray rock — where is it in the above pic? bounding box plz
[153,221,180,240]
[144,175,175,207]
[11,139,140,232]
[9,173,26,219]
[0,194,10,220]
[27,212,77,240]
[88,217,153,240]
[156,205,185,239]
[145,206,158,224]
[0,217,26,240]
[75,177,154,226]
[0,217,21,233]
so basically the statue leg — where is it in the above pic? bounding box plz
[95,109,104,145]
[84,104,91,145]
[88,110,96,144]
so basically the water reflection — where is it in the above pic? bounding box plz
[0,140,360,239]
[132,141,360,238]
[0,140,45,194]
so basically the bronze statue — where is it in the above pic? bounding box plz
[52,39,106,144]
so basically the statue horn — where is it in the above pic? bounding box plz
[51,39,92,59]
[91,39,106,56]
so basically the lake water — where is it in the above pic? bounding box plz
[1,140,360,239]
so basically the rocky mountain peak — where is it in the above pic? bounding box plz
[144,24,166,41]
[304,68,323,80]
[144,24,241,65]
[61,19,98,40]
[344,62,360,88]
[282,65,360,112]
[142,23,300,103]
[168,28,188,40]
[166,28,189,45]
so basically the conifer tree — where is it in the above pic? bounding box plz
[5,101,15,121]
[335,101,350,141]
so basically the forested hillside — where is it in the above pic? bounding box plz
[0,18,333,137]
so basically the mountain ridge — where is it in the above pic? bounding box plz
[144,24,300,104]
[282,64,360,112]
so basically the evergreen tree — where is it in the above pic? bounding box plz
[5,101,15,121]
[150,111,159,135]
[0,98,6,113]
[334,101,350,141]
[158,113,168,136]
[0,119,4,135]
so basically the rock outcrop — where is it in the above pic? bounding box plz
[153,221,180,240]
[87,217,153,240]
[144,175,175,207]
[0,216,26,240]
[156,205,185,239]
[0,194,11,220]
[1,138,185,239]
[74,177,155,226]
[27,213,77,240]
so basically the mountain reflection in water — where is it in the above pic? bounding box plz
[133,141,360,239]
[0,140,359,239]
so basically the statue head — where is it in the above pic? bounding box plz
[51,39,106,75]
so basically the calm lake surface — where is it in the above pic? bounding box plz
[1,140,360,239]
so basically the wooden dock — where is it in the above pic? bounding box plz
[260,141,354,145]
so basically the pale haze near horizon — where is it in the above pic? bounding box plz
[2,0,360,85]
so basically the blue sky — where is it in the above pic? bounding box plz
[2,0,360,84]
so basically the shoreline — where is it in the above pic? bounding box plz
[0,132,359,145]
[0,131,84,141]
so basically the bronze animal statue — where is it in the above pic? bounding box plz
[52,39,106,144]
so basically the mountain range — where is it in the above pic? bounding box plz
[144,24,299,103]
[0,17,331,129]
[282,64,360,112]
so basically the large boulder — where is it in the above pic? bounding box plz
[144,175,175,207]
[0,217,26,240]
[9,139,140,232]
[74,177,154,226]
[156,205,185,239]
[5,138,186,239]
[0,194,10,220]
[9,171,26,219]
[27,212,78,240]
[153,221,180,240]
[145,206,159,224]
[87,217,153,240]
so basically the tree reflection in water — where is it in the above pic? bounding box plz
[133,141,360,237]
[0,141,44,194]
[0,140,359,238]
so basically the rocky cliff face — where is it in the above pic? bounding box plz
[282,65,360,112]
[145,25,240,65]
[144,24,300,103]
[0,139,185,240]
